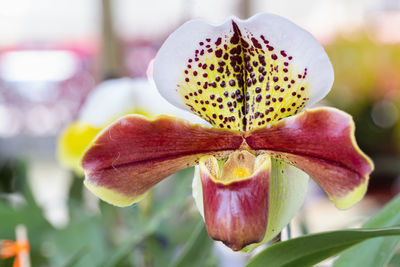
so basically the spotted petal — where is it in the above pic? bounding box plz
[154,13,333,131]
[245,107,374,209]
[81,115,243,206]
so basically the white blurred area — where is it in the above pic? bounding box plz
[1,0,399,45]
[0,0,398,138]
[0,1,398,265]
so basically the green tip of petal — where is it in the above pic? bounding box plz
[84,178,148,207]
[330,179,369,210]
[242,159,309,252]
[57,121,101,174]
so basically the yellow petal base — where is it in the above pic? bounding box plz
[57,121,101,174]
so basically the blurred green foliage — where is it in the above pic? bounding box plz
[334,194,400,267]
[0,161,217,267]
[326,35,400,115]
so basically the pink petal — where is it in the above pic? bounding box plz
[81,115,243,206]
[245,107,374,209]
[199,151,271,250]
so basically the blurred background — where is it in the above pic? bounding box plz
[0,0,400,266]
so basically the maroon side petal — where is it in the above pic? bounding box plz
[200,152,271,251]
[82,115,243,206]
[245,107,374,209]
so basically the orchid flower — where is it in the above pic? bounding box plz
[80,14,374,251]
[57,78,203,173]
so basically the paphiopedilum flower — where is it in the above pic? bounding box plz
[80,14,374,251]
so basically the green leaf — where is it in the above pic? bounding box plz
[44,216,110,267]
[103,168,203,267]
[389,253,400,266]
[102,221,156,267]
[246,227,400,267]
[333,194,400,267]
[169,222,215,267]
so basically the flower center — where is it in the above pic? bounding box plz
[234,168,249,178]
[219,150,256,182]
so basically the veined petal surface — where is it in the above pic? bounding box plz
[199,151,271,251]
[193,157,309,252]
[81,115,243,206]
[243,159,309,251]
[245,107,374,209]
[154,13,333,131]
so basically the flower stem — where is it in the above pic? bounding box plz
[286,223,292,240]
